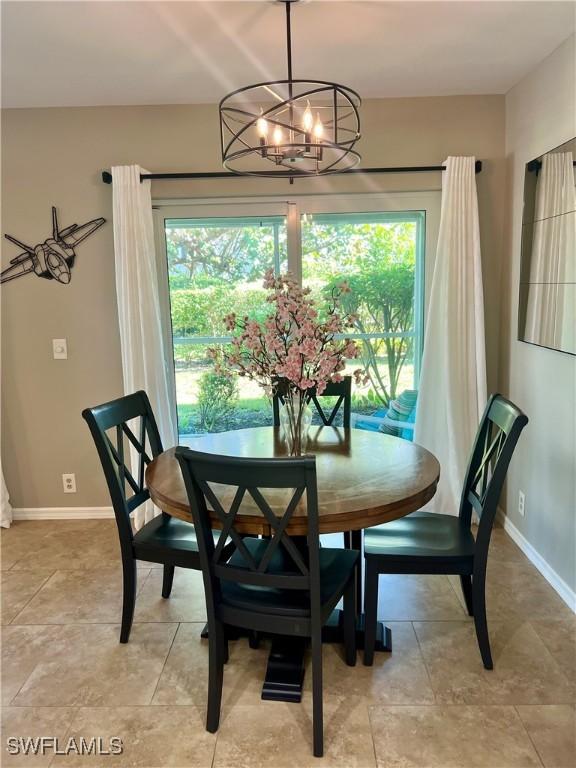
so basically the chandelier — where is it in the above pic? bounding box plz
[219,0,361,178]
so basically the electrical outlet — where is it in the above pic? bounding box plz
[52,339,67,359]
[62,473,76,493]
[518,490,525,517]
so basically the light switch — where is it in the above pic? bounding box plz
[52,338,67,359]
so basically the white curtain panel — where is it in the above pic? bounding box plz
[414,156,487,516]
[1,467,12,528]
[112,165,178,530]
[525,151,576,350]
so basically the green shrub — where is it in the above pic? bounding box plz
[197,371,238,432]
[170,285,271,338]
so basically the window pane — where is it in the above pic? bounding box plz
[301,212,423,407]
[165,217,287,435]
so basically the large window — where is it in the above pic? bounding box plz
[156,195,436,437]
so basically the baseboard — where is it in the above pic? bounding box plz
[497,508,576,613]
[12,507,114,521]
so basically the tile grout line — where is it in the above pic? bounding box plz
[45,704,81,768]
[5,623,67,706]
[410,620,439,704]
[3,621,208,629]
[366,704,380,768]
[211,729,218,768]
[6,570,58,625]
[512,704,546,768]
[5,565,154,627]
[525,619,576,690]
[446,573,470,615]
[135,567,154,597]
[148,620,181,705]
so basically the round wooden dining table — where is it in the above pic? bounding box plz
[146,425,440,535]
[146,425,440,702]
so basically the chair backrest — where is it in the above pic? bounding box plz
[272,376,352,428]
[82,391,163,546]
[459,394,528,562]
[175,448,321,618]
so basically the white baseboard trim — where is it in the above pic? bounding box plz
[12,507,114,521]
[497,508,576,613]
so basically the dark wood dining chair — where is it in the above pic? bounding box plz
[362,394,528,670]
[82,390,204,643]
[272,376,352,428]
[175,447,358,758]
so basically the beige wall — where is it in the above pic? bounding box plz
[1,95,505,508]
[499,36,576,592]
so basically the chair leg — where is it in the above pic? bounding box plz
[363,562,379,666]
[472,573,493,670]
[248,630,260,650]
[162,565,175,599]
[343,577,357,667]
[351,530,363,610]
[460,574,474,616]
[206,619,225,733]
[120,557,137,644]
[311,626,324,758]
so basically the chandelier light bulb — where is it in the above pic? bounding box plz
[256,111,269,139]
[313,114,324,140]
[302,103,314,133]
[273,125,283,145]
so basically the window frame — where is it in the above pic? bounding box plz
[153,191,440,434]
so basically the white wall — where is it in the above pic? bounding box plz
[500,35,576,594]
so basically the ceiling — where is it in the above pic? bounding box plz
[2,1,575,108]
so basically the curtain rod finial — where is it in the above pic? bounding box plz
[102,171,112,184]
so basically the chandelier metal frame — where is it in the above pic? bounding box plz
[218,0,362,178]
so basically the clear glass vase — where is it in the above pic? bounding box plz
[279,395,313,456]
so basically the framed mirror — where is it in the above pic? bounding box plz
[518,137,575,356]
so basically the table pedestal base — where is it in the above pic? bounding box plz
[259,611,392,703]
[262,636,307,702]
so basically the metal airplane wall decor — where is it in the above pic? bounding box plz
[1,207,106,285]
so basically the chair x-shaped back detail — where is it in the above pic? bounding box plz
[466,418,507,520]
[104,414,153,513]
[198,479,310,586]
[273,377,351,429]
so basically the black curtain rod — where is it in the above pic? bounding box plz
[527,158,576,173]
[101,160,482,185]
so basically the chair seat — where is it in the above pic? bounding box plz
[133,513,202,564]
[221,538,359,617]
[364,511,475,562]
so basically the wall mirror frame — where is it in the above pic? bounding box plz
[517,136,575,356]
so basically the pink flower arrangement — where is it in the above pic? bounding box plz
[210,269,364,393]
[209,269,365,452]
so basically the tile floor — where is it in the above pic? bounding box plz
[1,520,574,767]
